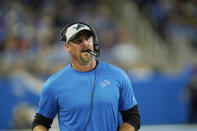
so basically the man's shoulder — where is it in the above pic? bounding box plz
[44,65,71,86]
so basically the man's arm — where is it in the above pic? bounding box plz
[32,113,53,131]
[120,105,141,131]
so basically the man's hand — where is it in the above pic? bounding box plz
[33,125,47,131]
[119,122,135,131]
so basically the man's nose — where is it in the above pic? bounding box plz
[81,39,89,46]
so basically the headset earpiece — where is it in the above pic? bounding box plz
[60,28,67,42]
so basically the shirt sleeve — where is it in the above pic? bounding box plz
[119,71,137,111]
[36,80,58,119]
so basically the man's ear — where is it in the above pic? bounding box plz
[64,43,70,52]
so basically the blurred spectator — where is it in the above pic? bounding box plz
[187,64,197,123]
[12,103,35,129]
[111,26,142,70]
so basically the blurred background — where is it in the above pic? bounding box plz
[0,0,197,130]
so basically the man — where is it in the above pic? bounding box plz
[32,22,140,131]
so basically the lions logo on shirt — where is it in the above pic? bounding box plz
[100,80,110,88]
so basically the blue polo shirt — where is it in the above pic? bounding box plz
[37,60,137,131]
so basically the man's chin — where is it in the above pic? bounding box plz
[80,53,93,63]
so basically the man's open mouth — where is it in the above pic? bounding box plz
[81,49,89,53]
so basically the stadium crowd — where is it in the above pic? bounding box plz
[135,0,197,50]
[0,0,142,79]
[0,0,197,78]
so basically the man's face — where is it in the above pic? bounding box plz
[65,33,94,65]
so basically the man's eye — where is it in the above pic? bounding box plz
[73,39,82,44]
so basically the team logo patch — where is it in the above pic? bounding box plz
[100,80,110,88]
[73,24,85,30]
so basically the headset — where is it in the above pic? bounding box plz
[60,22,100,57]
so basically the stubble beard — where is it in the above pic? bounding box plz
[80,52,93,64]
[74,52,93,65]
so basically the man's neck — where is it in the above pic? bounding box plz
[71,59,97,72]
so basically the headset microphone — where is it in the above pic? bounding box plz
[86,49,99,57]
